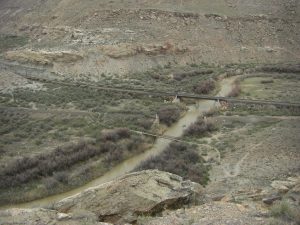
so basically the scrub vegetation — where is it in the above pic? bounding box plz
[0,127,153,205]
[0,34,28,52]
[135,142,210,185]
[0,64,220,204]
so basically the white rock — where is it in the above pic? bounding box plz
[271,181,290,193]
[57,212,71,220]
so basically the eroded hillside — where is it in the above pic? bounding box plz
[0,0,299,78]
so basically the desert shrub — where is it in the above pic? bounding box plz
[228,84,241,97]
[259,65,300,73]
[260,79,274,84]
[270,200,300,223]
[136,119,153,130]
[0,141,98,188]
[150,73,165,80]
[193,80,216,94]
[173,70,214,81]
[184,117,217,137]
[43,177,59,190]
[228,104,300,116]
[53,171,68,184]
[0,145,6,155]
[135,142,210,185]
[3,157,39,176]
[0,128,146,189]
[34,139,43,146]
[121,136,144,152]
[0,34,28,52]
[14,131,29,139]
[158,105,181,126]
[104,147,124,165]
[103,135,146,165]
[100,141,117,153]
[100,128,131,142]
[0,110,29,135]
[173,73,185,81]
[203,108,220,117]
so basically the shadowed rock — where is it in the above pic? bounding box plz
[53,170,204,224]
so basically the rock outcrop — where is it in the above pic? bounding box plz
[99,42,189,59]
[53,170,203,224]
[0,170,203,225]
[4,49,84,66]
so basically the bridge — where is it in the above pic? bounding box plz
[23,75,300,108]
[1,60,299,108]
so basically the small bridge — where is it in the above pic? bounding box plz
[22,75,300,108]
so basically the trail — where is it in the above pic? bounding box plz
[222,142,263,178]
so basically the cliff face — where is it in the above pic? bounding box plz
[0,0,299,79]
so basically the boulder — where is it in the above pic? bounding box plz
[54,170,204,224]
[271,180,297,193]
[262,194,282,205]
